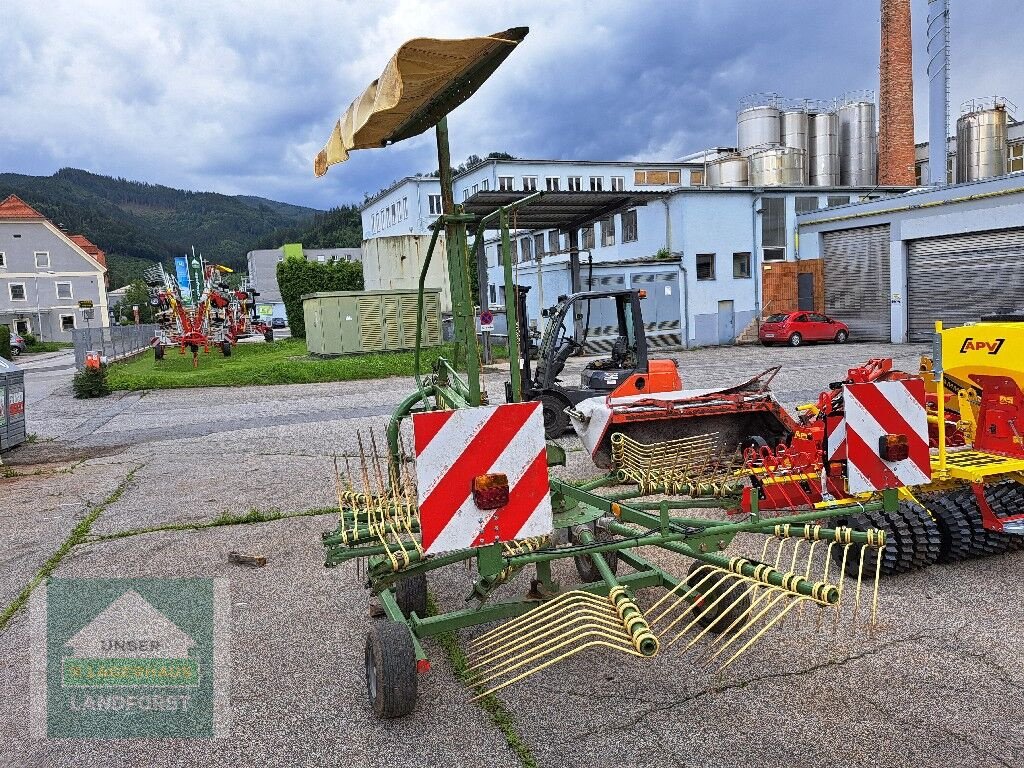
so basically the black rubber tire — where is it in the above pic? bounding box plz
[843,511,909,577]
[985,482,1024,551]
[896,501,942,569]
[189,343,199,355]
[154,344,165,361]
[221,341,232,357]
[570,523,619,583]
[685,561,752,634]
[394,573,427,619]
[264,329,275,343]
[948,487,1013,558]
[919,492,973,562]
[788,333,803,347]
[834,330,849,344]
[365,622,417,719]
[540,393,571,439]
[11,347,20,356]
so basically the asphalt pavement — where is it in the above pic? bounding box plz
[1,340,1022,768]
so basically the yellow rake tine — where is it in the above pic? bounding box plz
[851,543,869,626]
[870,540,884,630]
[700,587,784,655]
[679,582,759,652]
[659,573,744,641]
[471,597,616,652]
[648,566,719,622]
[467,610,625,669]
[471,592,613,647]
[668,575,750,647]
[705,590,792,662]
[470,639,647,701]
[717,596,811,672]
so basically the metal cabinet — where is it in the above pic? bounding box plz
[302,289,442,356]
[0,357,26,452]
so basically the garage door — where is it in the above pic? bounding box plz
[907,228,1024,343]
[631,271,682,348]
[823,225,891,342]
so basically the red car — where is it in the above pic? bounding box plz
[759,311,849,347]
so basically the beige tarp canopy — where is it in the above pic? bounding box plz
[314,27,528,177]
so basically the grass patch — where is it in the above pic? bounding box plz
[107,339,507,391]
[26,340,73,354]
[0,465,139,634]
[84,506,339,543]
[427,594,537,768]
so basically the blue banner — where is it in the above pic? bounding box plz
[174,256,192,302]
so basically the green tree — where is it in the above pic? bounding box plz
[113,281,156,323]
[276,258,364,338]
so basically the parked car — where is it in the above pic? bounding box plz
[759,311,849,347]
[9,333,26,356]
[271,317,287,329]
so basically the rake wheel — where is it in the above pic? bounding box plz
[896,501,942,569]
[949,487,1013,558]
[684,561,752,634]
[365,622,418,719]
[395,573,428,619]
[842,511,905,577]
[984,482,1024,551]
[920,492,973,562]
[570,523,619,583]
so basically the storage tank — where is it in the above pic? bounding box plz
[956,101,1008,182]
[737,106,781,152]
[780,110,810,183]
[809,112,840,186]
[748,147,806,186]
[838,100,877,186]
[706,155,749,187]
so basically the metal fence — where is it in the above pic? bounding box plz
[72,324,158,369]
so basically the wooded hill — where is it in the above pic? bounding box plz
[0,168,361,288]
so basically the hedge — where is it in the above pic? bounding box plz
[276,257,363,338]
[0,325,10,360]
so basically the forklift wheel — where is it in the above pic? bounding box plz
[365,622,418,718]
[541,394,571,439]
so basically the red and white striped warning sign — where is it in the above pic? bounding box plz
[413,402,552,555]
[842,380,931,494]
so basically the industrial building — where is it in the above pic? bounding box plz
[246,244,361,323]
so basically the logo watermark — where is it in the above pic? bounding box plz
[30,578,230,738]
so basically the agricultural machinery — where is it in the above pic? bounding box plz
[310,27,930,719]
[145,257,272,366]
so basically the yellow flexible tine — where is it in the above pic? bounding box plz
[696,587,783,653]
[470,638,649,701]
[678,582,760,651]
[647,567,720,623]
[851,544,868,627]
[468,612,632,673]
[468,606,624,665]
[870,541,883,630]
[704,590,793,662]
[468,627,641,690]
[654,573,744,637]
[666,576,751,647]
[717,597,811,672]
[471,591,617,646]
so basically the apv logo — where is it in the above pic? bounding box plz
[960,337,1005,355]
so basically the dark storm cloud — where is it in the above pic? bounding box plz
[2,1,1021,209]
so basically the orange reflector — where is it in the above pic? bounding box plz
[472,473,509,510]
[827,461,845,478]
[637,289,647,299]
[416,658,431,674]
[878,433,909,462]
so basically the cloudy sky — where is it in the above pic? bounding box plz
[3,0,1021,210]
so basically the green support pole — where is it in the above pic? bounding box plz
[501,209,520,401]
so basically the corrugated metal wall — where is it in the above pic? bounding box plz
[906,228,1024,342]
[823,225,891,341]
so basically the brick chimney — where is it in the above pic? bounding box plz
[878,0,916,185]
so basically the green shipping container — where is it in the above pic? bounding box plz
[301,289,442,356]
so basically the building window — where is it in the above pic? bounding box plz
[915,162,925,186]
[589,176,603,192]
[545,176,560,192]
[428,194,442,215]
[689,169,704,186]
[0,252,5,267]
[634,169,681,185]
[621,210,638,242]
[610,176,624,192]
[1008,143,1024,173]
[60,314,76,332]
[795,196,819,214]
[696,253,716,280]
[582,225,595,250]
[56,281,73,300]
[463,189,470,201]
[826,195,850,207]
[522,176,538,192]
[498,286,506,305]
[762,247,786,262]
[520,237,532,263]
[760,197,785,260]
[498,176,514,191]
[548,230,560,254]
[601,217,615,247]
[402,197,408,220]
[733,252,752,279]
[480,179,489,191]
[35,251,50,268]
[489,285,497,304]
[14,319,30,335]
[9,283,27,301]
[533,232,545,258]
[946,154,955,184]
[472,184,479,195]
[567,176,582,191]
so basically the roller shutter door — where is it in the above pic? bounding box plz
[823,225,891,341]
[906,228,1024,343]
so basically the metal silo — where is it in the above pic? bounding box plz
[749,146,806,186]
[809,112,840,186]
[706,155,749,187]
[737,95,781,152]
[956,99,1009,181]
[780,110,810,183]
[838,97,878,186]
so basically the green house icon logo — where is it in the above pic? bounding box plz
[61,590,200,689]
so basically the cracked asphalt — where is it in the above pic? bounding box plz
[2,340,1023,768]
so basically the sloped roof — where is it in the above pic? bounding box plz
[0,194,45,220]
[69,234,107,267]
